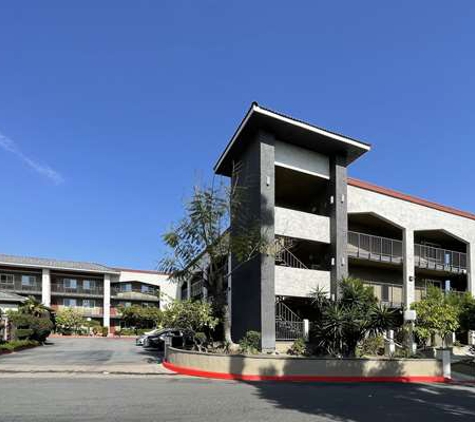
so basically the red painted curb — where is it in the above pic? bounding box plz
[162,361,448,383]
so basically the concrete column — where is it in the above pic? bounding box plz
[329,155,348,300]
[186,279,191,300]
[41,268,51,307]
[230,130,275,352]
[467,242,475,297]
[403,228,415,308]
[103,274,111,333]
[303,319,310,341]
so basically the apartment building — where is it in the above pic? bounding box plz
[213,102,475,351]
[0,254,178,333]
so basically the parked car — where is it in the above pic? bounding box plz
[144,328,193,350]
[135,328,162,346]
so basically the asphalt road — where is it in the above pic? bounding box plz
[0,375,474,422]
[0,337,158,366]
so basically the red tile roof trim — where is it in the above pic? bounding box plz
[348,178,475,222]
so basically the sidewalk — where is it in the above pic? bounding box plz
[0,362,175,376]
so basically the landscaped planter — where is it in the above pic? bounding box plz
[163,347,446,383]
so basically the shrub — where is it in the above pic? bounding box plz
[162,300,218,334]
[0,339,39,352]
[310,278,402,357]
[239,331,261,354]
[15,328,34,340]
[193,332,208,352]
[412,286,460,347]
[287,338,307,356]
[101,326,109,337]
[358,335,385,357]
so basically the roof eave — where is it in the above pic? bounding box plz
[214,103,371,176]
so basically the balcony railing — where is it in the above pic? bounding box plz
[348,231,403,264]
[348,231,467,273]
[111,287,158,296]
[51,284,104,296]
[414,244,467,273]
[51,305,104,317]
[0,281,41,293]
[363,280,467,307]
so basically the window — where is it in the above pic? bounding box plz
[83,280,95,290]
[63,298,77,307]
[21,275,36,286]
[64,279,77,289]
[0,273,14,287]
[141,285,154,294]
[121,302,132,308]
[82,299,95,308]
[122,283,132,292]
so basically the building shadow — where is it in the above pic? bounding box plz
[229,356,475,421]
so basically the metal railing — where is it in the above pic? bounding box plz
[414,244,467,272]
[348,231,403,264]
[363,280,467,307]
[0,281,42,292]
[51,284,104,296]
[274,238,308,270]
[190,281,204,297]
[51,305,104,317]
[275,299,304,340]
[112,287,158,295]
[349,231,467,273]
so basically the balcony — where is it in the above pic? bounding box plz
[275,207,330,244]
[111,287,159,302]
[414,244,467,274]
[348,231,403,264]
[51,284,104,297]
[348,231,467,274]
[51,305,104,317]
[0,281,41,294]
[364,280,467,307]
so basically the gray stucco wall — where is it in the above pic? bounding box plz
[230,130,275,351]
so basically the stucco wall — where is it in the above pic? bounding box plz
[275,266,330,297]
[275,207,330,243]
[166,347,443,380]
[112,270,178,309]
[274,140,329,179]
[348,185,475,294]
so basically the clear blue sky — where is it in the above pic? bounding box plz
[1,2,474,270]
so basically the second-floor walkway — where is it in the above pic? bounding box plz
[348,231,467,273]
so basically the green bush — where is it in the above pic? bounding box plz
[239,331,261,354]
[358,335,385,357]
[0,339,39,352]
[101,326,109,337]
[287,338,307,356]
[15,328,34,340]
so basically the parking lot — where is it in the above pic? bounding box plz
[0,337,168,374]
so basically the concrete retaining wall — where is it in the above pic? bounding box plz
[164,347,445,382]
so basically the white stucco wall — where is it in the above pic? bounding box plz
[274,140,329,179]
[275,266,330,297]
[275,207,330,244]
[112,270,179,309]
[348,185,475,295]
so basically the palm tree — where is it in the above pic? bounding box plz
[19,296,51,318]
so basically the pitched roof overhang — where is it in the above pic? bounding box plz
[214,102,371,177]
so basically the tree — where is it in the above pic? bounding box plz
[161,300,218,334]
[411,286,460,347]
[55,308,86,334]
[19,296,51,318]
[159,168,271,344]
[119,305,162,332]
[311,278,401,357]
